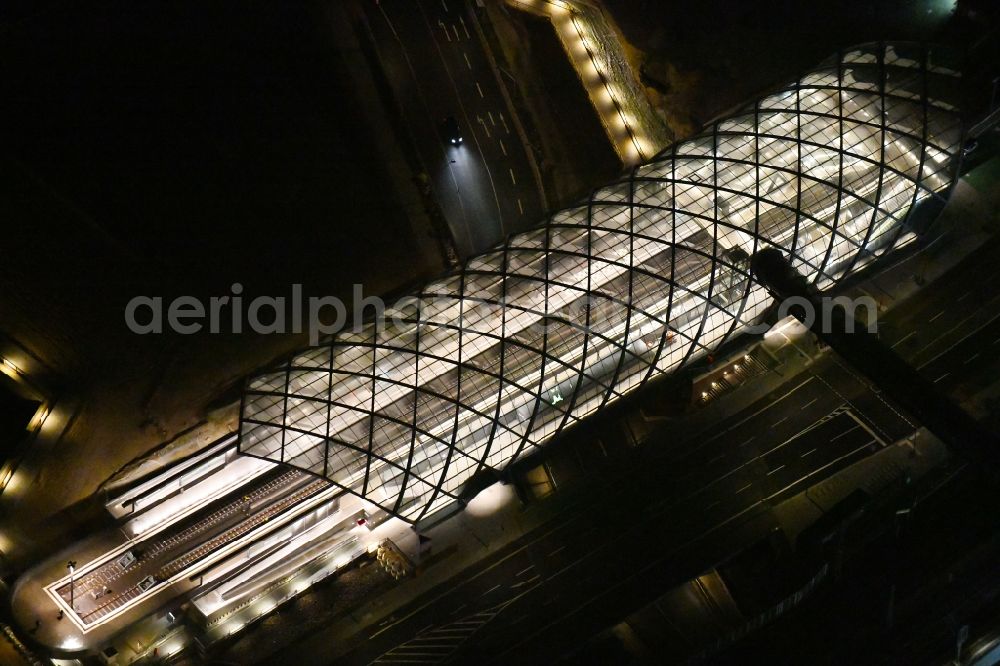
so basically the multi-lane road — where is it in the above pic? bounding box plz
[281,353,914,664]
[880,236,1000,403]
[357,0,545,256]
[712,237,1000,665]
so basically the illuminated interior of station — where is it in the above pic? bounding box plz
[239,43,964,523]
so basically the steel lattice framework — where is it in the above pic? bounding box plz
[239,43,963,522]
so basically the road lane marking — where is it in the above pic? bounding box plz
[452,24,460,41]
[738,435,755,447]
[475,82,484,97]
[700,377,815,446]
[736,483,752,494]
[845,411,888,447]
[800,398,817,410]
[548,545,566,557]
[499,110,510,133]
[463,52,471,69]
[488,110,495,125]
[367,521,539,638]
[708,453,725,465]
[891,331,915,348]
[958,290,971,301]
[509,168,516,185]
[934,372,950,383]
[965,352,979,364]
[460,16,471,38]
[480,584,500,597]
[801,448,816,458]
[377,3,400,39]
[438,19,450,42]
[706,500,720,510]
[499,138,507,156]
[766,442,872,503]
[517,198,523,215]
[773,416,788,427]
[767,465,785,476]
[929,310,945,322]
[916,305,1000,370]
[829,425,860,444]
[516,566,533,577]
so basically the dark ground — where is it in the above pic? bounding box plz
[0,0,439,549]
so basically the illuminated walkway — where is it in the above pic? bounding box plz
[239,43,963,524]
[505,0,669,164]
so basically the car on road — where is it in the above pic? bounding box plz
[442,115,463,145]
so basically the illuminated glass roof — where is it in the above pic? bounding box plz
[239,43,963,522]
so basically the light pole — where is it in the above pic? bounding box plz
[67,560,77,612]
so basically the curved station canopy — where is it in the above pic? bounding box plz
[239,43,963,522]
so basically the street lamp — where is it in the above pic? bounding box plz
[67,560,77,611]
